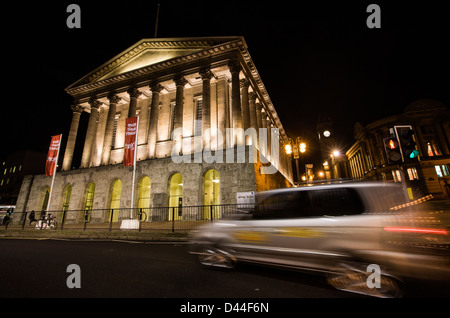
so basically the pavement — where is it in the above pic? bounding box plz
[0,228,190,242]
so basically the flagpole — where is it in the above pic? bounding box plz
[46,134,62,215]
[130,117,139,219]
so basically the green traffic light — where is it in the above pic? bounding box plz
[409,150,419,159]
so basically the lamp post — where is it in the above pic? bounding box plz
[285,137,307,184]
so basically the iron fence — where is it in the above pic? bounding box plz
[0,204,255,232]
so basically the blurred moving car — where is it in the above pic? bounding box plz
[189,182,450,297]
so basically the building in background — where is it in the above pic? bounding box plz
[316,113,351,181]
[0,151,46,205]
[346,99,450,199]
[15,37,293,222]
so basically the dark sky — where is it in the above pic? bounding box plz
[2,0,449,166]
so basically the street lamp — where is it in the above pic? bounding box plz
[285,137,307,184]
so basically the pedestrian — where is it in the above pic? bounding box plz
[29,210,36,225]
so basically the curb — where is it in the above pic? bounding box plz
[0,229,190,242]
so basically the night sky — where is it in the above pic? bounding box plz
[2,1,449,167]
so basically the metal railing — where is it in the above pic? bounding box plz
[0,204,254,233]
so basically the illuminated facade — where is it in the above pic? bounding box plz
[16,37,293,218]
[346,99,450,199]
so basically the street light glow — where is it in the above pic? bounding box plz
[300,142,306,153]
[285,144,292,155]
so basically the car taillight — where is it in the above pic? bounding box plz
[384,227,448,235]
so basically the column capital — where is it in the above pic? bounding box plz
[88,97,102,110]
[256,102,263,110]
[240,78,250,89]
[249,92,257,101]
[107,92,121,104]
[199,66,213,80]
[127,87,142,99]
[149,81,164,93]
[173,74,188,87]
[228,59,241,73]
[70,104,83,114]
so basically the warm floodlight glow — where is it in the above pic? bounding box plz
[285,144,292,155]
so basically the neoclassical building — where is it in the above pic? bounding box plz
[346,99,450,199]
[16,37,293,222]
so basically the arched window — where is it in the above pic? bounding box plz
[168,173,183,220]
[61,184,72,223]
[82,182,96,223]
[138,176,151,210]
[41,187,50,212]
[109,179,122,222]
[203,169,220,219]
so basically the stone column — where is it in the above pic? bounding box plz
[266,116,272,159]
[248,92,257,146]
[148,81,163,158]
[199,66,213,150]
[80,98,101,168]
[101,93,121,165]
[62,104,83,171]
[228,59,243,146]
[248,92,257,130]
[260,110,268,157]
[173,74,188,149]
[240,79,250,131]
[256,103,263,132]
[127,87,142,118]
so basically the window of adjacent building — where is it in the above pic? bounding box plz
[407,167,419,180]
[435,165,450,178]
[109,179,122,222]
[138,176,151,212]
[426,141,442,156]
[168,173,183,221]
[392,170,402,182]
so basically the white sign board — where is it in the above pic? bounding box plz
[237,191,255,206]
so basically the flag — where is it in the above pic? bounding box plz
[123,117,138,167]
[45,134,62,177]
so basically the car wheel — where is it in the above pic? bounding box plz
[327,261,403,298]
[197,246,237,269]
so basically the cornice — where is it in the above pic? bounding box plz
[65,38,246,96]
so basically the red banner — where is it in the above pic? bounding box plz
[45,134,62,177]
[123,117,138,167]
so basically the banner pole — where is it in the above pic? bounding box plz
[46,134,62,215]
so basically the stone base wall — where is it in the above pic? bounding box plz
[16,147,294,215]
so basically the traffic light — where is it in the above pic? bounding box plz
[397,127,419,162]
[383,136,402,164]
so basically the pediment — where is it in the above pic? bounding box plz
[67,37,242,89]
